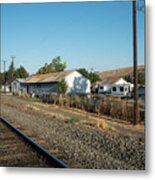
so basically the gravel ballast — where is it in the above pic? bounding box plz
[1,96,145,170]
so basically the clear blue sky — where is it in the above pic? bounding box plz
[1,1,145,74]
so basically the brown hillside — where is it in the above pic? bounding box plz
[98,65,144,80]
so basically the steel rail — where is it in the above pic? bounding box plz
[0,116,69,168]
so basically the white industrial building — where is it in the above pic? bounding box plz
[11,70,91,96]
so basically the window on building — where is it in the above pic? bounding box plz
[37,84,41,88]
[120,87,124,92]
[112,87,116,91]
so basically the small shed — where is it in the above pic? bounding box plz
[11,78,26,95]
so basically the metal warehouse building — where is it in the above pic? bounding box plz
[11,70,91,96]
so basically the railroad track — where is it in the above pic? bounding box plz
[0,116,68,168]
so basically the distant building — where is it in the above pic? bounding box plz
[0,85,11,93]
[91,81,100,94]
[98,77,134,97]
[138,85,145,101]
[11,79,26,95]
[11,70,91,96]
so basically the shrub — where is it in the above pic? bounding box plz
[38,94,144,124]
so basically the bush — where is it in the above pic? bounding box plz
[38,94,144,124]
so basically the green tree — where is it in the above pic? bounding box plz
[37,63,48,74]
[138,72,145,85]
[0,61,29,85]
[51,56,66,72]
[77,68,101,83]
[57,79,68,95]
[37,56,66,74]
[14,66,29,78]
[89,72,101,83]
[123,72,145,85]
[123,74,133,83]
[77,68,89,79]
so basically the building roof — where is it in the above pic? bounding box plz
[24,70,75,83]
[16,78,26,82]
[101,77,122,84]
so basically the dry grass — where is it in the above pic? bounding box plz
[34,98,144,136]
[40,94,144,123]
[1,95,144,138]
[33,98,144,135]
[98,65,144,80]
[26,104,68,122]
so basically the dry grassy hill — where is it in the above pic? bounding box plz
[98,65,144,80]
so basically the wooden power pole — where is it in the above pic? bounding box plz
[133,0,139,125]
[2,60,6,94]
[11,55,16,82]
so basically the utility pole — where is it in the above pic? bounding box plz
[11,55,16,63]
[2,60,6,94]
[133,0,139,125]
[10,55,16,82]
